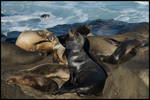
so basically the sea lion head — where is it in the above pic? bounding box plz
[66,29,85,50]
[75,25,92,36]
[38,30,52,39]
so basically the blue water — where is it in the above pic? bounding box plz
[1,1,149,35]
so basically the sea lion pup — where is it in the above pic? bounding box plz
[20,63,70,88]
[15,30,52,52]
[1,42,45,65]
[54,29,107,96]
[22,63,70,82]
[6,72,58,94]
[49,32,68,65]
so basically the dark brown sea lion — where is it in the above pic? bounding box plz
[6,72,58,94]
[75,25,93,36]
[1,42,45,65]
[54,29,107,96]
[58,25,94,46]
[15,30,52,52]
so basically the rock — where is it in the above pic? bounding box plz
[1,13,6,17]
[5,38,17,43]
[7,31,21,39]
[1,34,7,42]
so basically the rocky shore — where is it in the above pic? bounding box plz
[1,19,149,99]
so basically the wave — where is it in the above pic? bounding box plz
[1,1,149,35]
[1,8,89,33]
[114,7,149,23]
[134,1,149,5]
[1,15,39,23]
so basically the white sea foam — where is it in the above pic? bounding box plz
[114,7,149,23]
[1,15,39,23]
[135,1,149,5]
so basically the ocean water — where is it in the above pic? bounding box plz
[1,1,149,35]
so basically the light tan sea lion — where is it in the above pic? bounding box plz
[16,30,52,52]
[34,41,53,54]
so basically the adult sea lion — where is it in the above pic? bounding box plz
[16,30,52,52]
[1,42,45,65]
[54,29,107,96]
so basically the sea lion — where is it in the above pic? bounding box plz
[1,33,7,42]
[54,29,107,96]
[40,14,50,18]
[15,30,52,52]
[98,39,143,64]
[21,63,70,82]
[49,32,68,65]
[58,23,149,59]
[58,25,94,46]
[75,25,93,36]
[1,42,45,65]
[19,63,70,88]
[34,41,53,54]
[6,72,58,94]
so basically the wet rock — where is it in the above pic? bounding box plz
[7,31,21,39]
[1,13,6,17]
[1,34,7,42]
